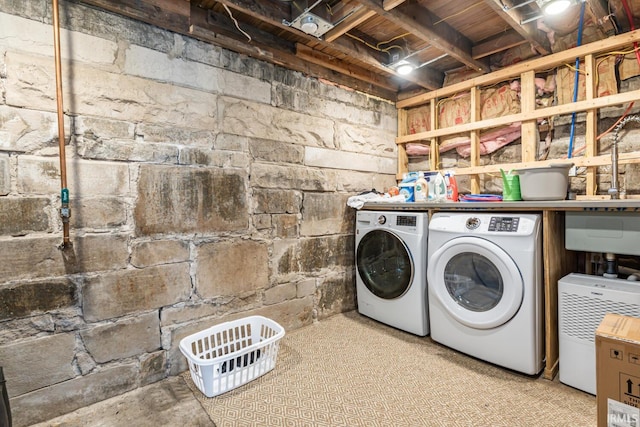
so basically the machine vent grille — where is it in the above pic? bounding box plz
[560,291,640,343]
[396,216,417,227]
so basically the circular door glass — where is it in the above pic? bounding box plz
[357,229,413,299]
[444,253,503,312]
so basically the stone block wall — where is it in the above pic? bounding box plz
[0,2,397,425]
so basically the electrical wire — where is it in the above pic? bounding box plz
[570,101,636,157]
[377,32,411,50]
[598,102,635,140]
[418,39,639,162]
[569,3,640,159]
[566,47,640,95]
[620,0,640,64]
[562,63,586,74]
[345,33,404,55]
[596,0,640,141]
[348,1,483,59]
[325,3,333,15]
[562,50,620,94]
[433,2,484,26]
[223,4,252,42]
[608,1,621,34]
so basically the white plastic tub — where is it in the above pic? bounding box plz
[515,163,572,201]
[179,315,285,397]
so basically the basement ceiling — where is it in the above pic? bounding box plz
[80,0,639,101]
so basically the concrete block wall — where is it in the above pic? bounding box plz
[0,2,397,425]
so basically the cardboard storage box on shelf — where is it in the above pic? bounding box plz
[596,313,640,427]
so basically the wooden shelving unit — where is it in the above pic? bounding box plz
[394,30,640,381]
[395,29,640,196]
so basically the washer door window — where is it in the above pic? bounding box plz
[357,229,413,299]
[427,237,523,329]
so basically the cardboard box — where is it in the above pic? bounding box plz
[596,313,640,427]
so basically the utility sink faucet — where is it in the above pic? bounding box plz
[610,115,640,199]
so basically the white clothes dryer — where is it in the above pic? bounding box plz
[427,212,543,375]
[355,210,429,336]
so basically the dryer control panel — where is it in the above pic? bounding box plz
[488,217,520,232]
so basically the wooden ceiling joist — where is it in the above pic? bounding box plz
[383,0,407,10]
[355,0,491,73]
[77,0,631,101]
[484,0,551,55]
[189,6,397,99]
[472,30,528,59]
[398,28,640,109]
[324,6,376,42]
[79,0,191,33]
[295,43,399,91]
[211,0,444,90]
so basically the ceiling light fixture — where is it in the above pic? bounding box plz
[544,0,571,14]
[300,15,319,34]
[284,11,334,38]
[282,0,335,38]
[386,50,417,76]
[386,52,447,77]
[395,60,415,76]
[385,47,443,77]
[536,0,576,15]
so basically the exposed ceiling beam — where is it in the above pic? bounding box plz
[295,43,399,91]
[383,0,407,10]
[189,6,398,99]
[355,0,491,73]
[195,6,296,53]
[80,0,399,99]
[79,0,191,33]
[324,6,377,42]
[211,0,443,89]
[484,0,551,55]
[472,30,527,59]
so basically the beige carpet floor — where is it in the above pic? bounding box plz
[182,310,596,426]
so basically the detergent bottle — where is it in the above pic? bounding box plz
[444,170,459,202]
[414,172,429,202]
[427,172,446,202]
[398,172,418,202]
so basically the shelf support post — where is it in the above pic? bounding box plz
[470,86,481,193]
[585,54,597,195]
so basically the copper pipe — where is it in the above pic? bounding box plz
[52,0,71,247]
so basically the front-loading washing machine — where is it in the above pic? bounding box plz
[355,210,429,336]
[427,212,543,374]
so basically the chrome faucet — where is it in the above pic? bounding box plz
[610,114,640,199]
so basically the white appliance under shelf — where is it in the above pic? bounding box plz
[558,273,640,394]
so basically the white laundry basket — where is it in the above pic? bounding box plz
[179,315,285,398]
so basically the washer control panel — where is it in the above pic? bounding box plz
[488,216,520,232]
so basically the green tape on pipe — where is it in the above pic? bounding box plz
[61,188,69,204]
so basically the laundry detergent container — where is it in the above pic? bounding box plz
[515,163,572,201]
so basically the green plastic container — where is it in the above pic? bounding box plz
[500,169,521,201]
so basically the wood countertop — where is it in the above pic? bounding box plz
[361,199,640,212]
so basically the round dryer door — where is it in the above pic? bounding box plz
[427,236,523,329]
[356,229,413,299]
